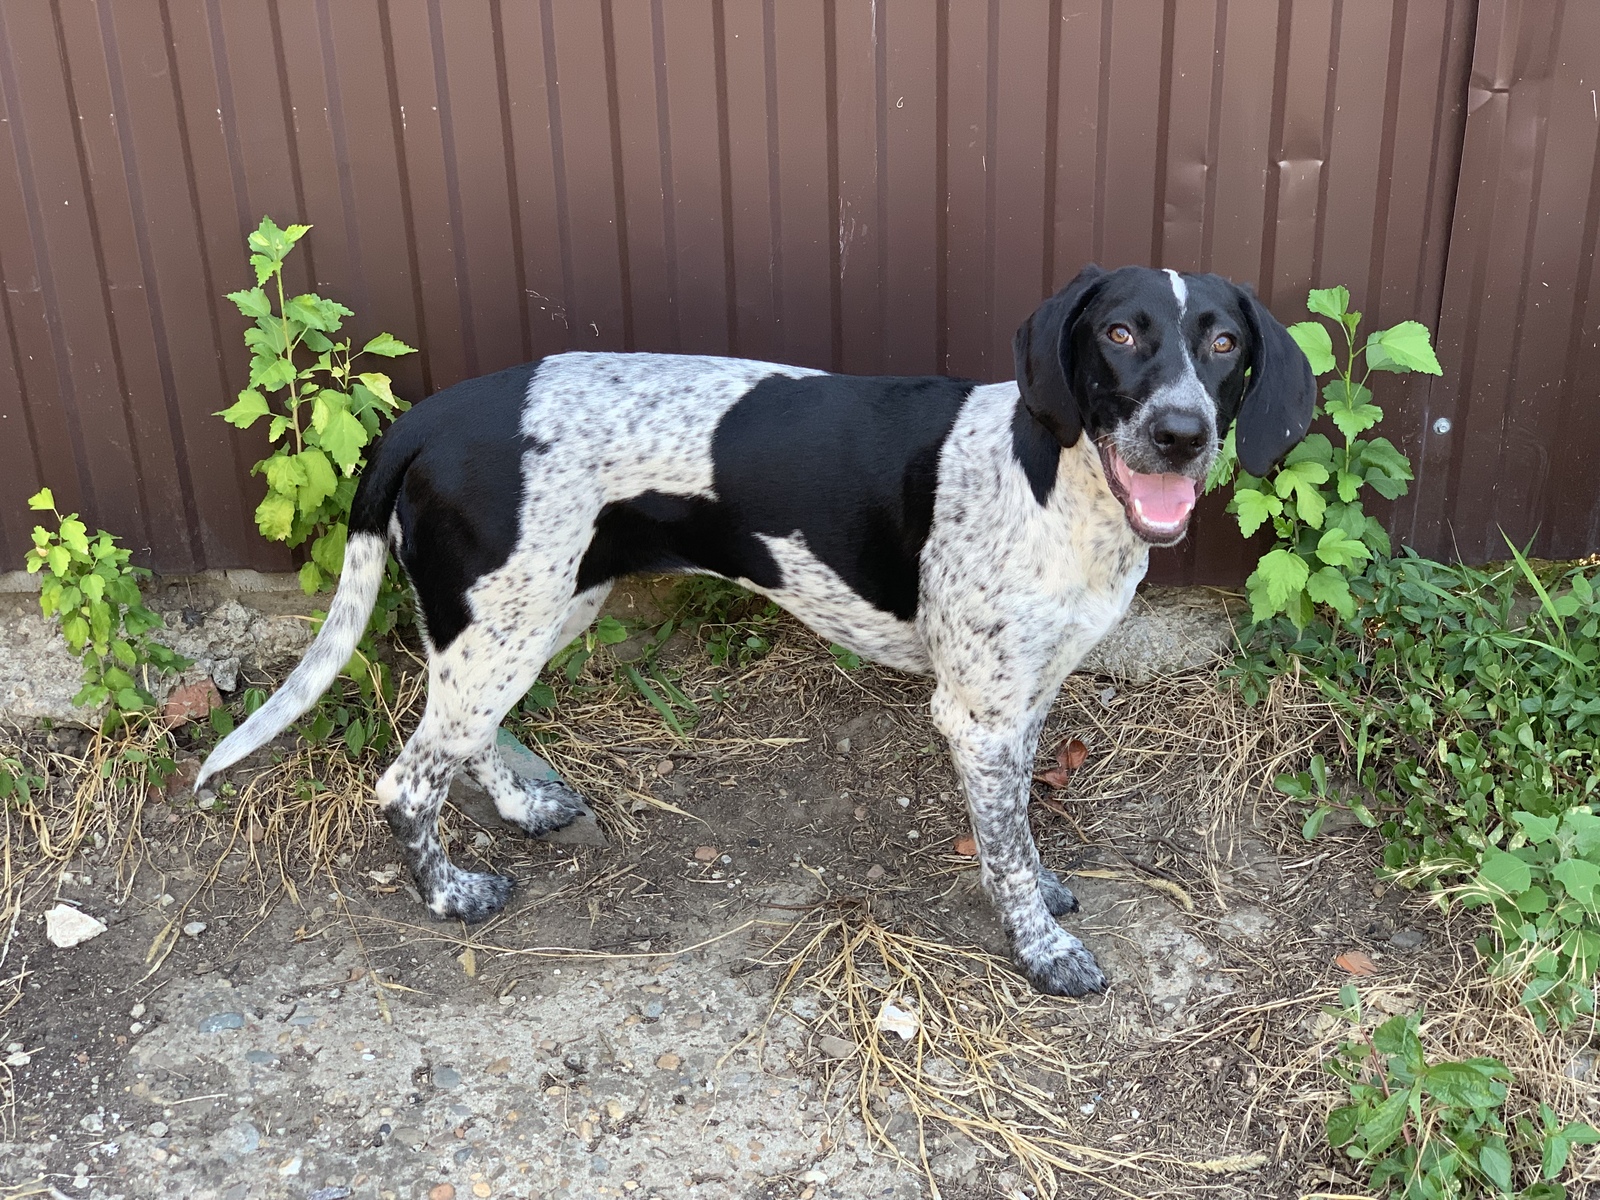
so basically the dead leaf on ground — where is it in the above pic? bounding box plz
[693,846,719,863]
[952,834,978,857]
[458,947,477,977]
[1035,737,1089,789]
[1335,950,1378,977]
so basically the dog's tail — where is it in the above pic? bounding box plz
[193,532,387,795]
[194,417,425,797]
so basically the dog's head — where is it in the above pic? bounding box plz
[1013,264,1315,545]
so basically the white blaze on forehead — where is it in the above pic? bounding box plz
[1164,268,1187,316]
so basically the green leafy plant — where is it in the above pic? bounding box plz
[1254,545,1600,1028]
[215,216,416,598]
[215,216,419,761]
[0,753,45,810]
[1325,986,1597,1198]
[22,488,187,717]
[1209,285,1438,629]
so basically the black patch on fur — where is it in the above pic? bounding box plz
[576,373,974,619]
[352,361,540,650]
[1010,399,1063,506]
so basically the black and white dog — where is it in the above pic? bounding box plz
[197,264,1314,996]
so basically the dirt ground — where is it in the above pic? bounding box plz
[0,588,1511,1200]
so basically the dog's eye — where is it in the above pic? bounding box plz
[1107,325,1134,346]
[1212,332,1237,353]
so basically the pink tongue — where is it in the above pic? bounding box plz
[1125,471,1197,526]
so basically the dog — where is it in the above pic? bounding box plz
[196,263,1314,996]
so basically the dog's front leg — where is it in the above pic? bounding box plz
[931,686,1106,997]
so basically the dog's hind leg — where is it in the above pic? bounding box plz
[463,585,611,836]
[377,613,574,924]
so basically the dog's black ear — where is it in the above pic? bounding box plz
[1233,285,1317,477]
[1013,264,1108,446]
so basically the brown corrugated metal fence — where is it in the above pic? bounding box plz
[0,1,1593,584]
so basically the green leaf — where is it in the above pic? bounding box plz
[1285,433,1336,470]
[115,687,146,712]
[1274,460,1331,529]
[1551,858,1600,907]
[1424,1062,1505,1109]
[217,387,273,428]
[250,356,298,393]
[1306,566,1356,619]
[1363,1089,1412,1156]
[47,545,70,576]
[283,292,353,333]
[255,491,296,542]
[295,448,339,512]
[355,372,400,410]
[1286,321,1336,375]
[594,616,630,645]
[226,287,273,319]
[1303,804,1333,840]
[1479,848,1532,897]
[58,518,89,555]
[61,614,89,650]
[361,332,416,358]
[315,408,369,474]
[1326,1103,1361,1147]
[1229,487,1283,538]
[261,453,308,495]
[1307,286,1350,321]
[1323,379,1383,440]
[1544,1134,1571,1180]
[1515,811,1561,843]
[28,488,55,511]
[1314,527,1373,570]
[1248,549,1311,623]
[1366,321,1442,375]
[311,523,347,577]
[298,562,324,595]
[1477,1140,1513,1192]
[1204,428,1238,494]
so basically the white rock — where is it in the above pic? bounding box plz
[45,904,107,948]
[876,999,920,1041]
[129,1002,145,1019]
[182,921,207,937]
[895,796,911,808]
[4,1051,30,1067]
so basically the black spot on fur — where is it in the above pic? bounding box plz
[576,373,975,619]
[351,361,541,650]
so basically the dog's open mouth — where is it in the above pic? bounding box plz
[1097,442,1199,545]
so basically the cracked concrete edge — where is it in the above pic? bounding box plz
[0,571,1242,728]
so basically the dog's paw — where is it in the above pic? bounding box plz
[428,870,516,924]
[1020,938,1107,997]
[1038,868,1080,916]
[502,780,590,837]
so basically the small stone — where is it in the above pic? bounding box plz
[906,829,920,840]
[308,1188,354,1200]
[693,846,718,863]
[853,805,867,820]
[654,758,674,776]
[953,835,978,857]
[816,1035,855,1060]
[277,1153,303,1177]
[4,1051,30,1067]
[211,657,241,693]
[895,796,911,808]
[429,1186,456,1200]
[485,1056,511,1076]
[146,1121,169,1137]
[643,1001,664,1020]
[473,1185,492,1199]
[433,1066,462,1089]
[219,1121,261,1156]
[79,1113,104,1133]
[163,679,223,727]
[183,921,207,937]
[865,865,885,881]
[799,1169,828,1184]
[590,1156,610,1175]
[655,1053,681,1071]
[198,1012,245,1033]
[244,1050,277,1065]
[45,904,107,948]
[389,1125,424,1149]
[130,1002,146,1019]
[1389,929,1426,951]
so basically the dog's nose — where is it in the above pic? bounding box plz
[1150,410,1208,461]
